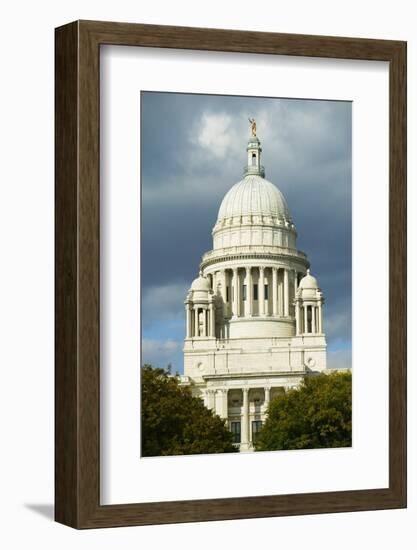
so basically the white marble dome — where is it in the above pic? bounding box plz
[212,173,297,251]
[217,174,292,223]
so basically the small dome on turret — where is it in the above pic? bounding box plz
[190,271,211,292]
[299,269,318,290]
[297,270,322,301]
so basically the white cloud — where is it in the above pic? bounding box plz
[327,349,352,370]
[196,113,235,158]
[142,282,188,325]
[142,338,182,369]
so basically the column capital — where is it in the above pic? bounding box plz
[259,265,265,272]
[245,266,251,275]
[242,386,250,394]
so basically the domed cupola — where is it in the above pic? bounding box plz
[244,134,265,177]
[297,270,319,299]
[294,269,324,336]
[189,271,211,301]
[184,272,216,340]
[212,121,297,252]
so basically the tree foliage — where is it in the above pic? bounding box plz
[255,371,352,452]
[141,365,236,457]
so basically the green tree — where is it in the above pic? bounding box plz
[141,365,236,456]
[255,371,352,452]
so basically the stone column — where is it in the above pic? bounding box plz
[318,302,323,334]
[246,266,252,317]
[272,267,278,316]
[264,387,271,410]
[278,273,283,316]
[312,305,316,334]
[295,301,300,335]
[222,269,228,317]
[259,266,265,316]
[294,269,298,295]
[236,268,241,317]
[206,389,215,411]
[209,301,215,337]
[304,304,308,334]
[220,269,226,301]
[220,389,228,419]
[194,305,199,337]
[232,268,238,317]
[284,268,289,317]
[202,306,207,337]
[241,387,249,447]
[185,304,191,338]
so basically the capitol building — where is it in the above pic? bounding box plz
[181,122,329,451]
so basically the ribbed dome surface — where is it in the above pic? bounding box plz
[217,175,291,222]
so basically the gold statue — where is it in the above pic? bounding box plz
[248,117,257,137]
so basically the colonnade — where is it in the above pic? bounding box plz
[204,386,272,447]
[295,302,323,335]
[185,302,215,338]
[211,266,303,319]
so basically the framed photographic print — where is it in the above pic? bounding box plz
[55,20,406,528]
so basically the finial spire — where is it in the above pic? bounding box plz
[244,120,264,177]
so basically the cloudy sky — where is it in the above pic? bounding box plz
[141,91,352,372]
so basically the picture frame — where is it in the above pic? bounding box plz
[55,20,407,528]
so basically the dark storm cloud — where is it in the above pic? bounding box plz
[141,92,352,369]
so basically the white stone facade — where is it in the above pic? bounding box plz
[182,130,328,451]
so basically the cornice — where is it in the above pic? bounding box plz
[200,250,309,270]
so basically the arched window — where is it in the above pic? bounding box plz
[252,152,256,165]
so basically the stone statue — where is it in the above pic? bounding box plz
[248,117,257,136]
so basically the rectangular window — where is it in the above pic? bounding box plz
[226,286,229,302]
[231,421,241,444]
[251,420,263,444]
[264,284,269,300]
[253,283,258,300]
[243,284,247,301]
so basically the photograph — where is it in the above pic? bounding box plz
[140,91,352,456]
